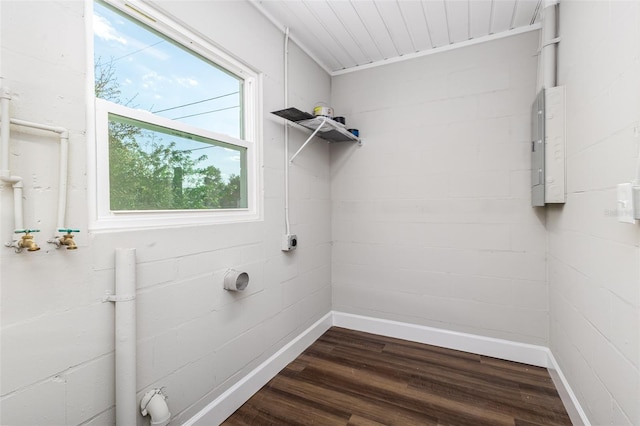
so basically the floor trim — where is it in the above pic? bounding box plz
[333,311,549,367]
[185,310,589,426]
[547,350,591,426]
[182,312,332,426]
[333,311,590,426]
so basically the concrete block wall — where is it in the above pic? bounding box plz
[0,1,332,424]
[330,31,547,346]
[548,1,640,424]
[3,1,639,426]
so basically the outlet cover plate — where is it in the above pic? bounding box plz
[617,183,635,224]
[281,234,298,251]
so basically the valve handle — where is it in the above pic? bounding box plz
[14,229,40,234]
[57,228,80,234]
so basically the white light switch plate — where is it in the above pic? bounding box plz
[617,183,635,223]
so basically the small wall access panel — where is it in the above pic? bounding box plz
[531,86,566,207]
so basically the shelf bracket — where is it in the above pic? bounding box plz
[289,117,327,163]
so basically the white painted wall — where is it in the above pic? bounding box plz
[548,1,640,425]
[330,31,547,346]
[0,1,332,425]
[3,1,638,425]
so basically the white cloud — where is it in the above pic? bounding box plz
[176,77,199,88]
[93,14,127,45]
[141,71,171,90]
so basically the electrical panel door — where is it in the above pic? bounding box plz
[531,86,566,207]
[531,90,545,207]
[544,86,566,203]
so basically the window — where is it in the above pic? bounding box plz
[90,0,261,229]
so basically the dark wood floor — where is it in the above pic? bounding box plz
[223,327,572,426]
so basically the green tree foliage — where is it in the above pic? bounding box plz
[220,174,242,208]
[95,59,243,211]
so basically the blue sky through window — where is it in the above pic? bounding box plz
[93,1,243,182]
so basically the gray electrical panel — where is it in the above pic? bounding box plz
[531,86,566,207]
[531,90,545,207]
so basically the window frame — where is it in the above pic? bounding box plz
[88,0,263,230]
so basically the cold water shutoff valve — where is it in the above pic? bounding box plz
[48,228,80,250]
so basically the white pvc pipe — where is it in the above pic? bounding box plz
[114,248,137,426]
[9,118,69,230]
[57,132,69,230]
[140,389,171,426]
[12,180,23,231]
[1,86,11,176]
[0,88,70,233]
[9,119,68,225]
[0,174,25,231]
[0,87,24,231]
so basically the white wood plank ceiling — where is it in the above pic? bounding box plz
[251,0,543,75]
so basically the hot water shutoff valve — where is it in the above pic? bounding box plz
[282,234,297,251]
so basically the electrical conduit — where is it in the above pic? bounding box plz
[284,27,291,235]
[539,0,558,91]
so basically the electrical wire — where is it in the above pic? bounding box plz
[94,40,165,67]
[152,91,239,114]
[171,105,239,120]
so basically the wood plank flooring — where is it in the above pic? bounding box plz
[223,327,572,426]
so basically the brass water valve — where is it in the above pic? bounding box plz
[5,229,41,253]
[51,228,80,250]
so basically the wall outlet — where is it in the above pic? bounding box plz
[617,183,635,224]
[281,234,298,251]
[633,186,640,220]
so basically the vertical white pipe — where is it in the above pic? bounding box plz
[284,28,291,235]
[115,248,137,426]
[1,86,10,175]
[1,87,24,231]
[541,1,558,89]
[535,28,544,94]
[13,180,23,231]
[0,0,3,90]
[56,133,69,230]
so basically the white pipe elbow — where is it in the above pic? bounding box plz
[140,389,171,426]
[0,174,22,185]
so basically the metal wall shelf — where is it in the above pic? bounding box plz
[272,107,361,163]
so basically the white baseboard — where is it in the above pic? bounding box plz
[182,312,332,426]
[332,311,589,426]
[184,310,588,426]
[332,311,550,367]
[547,351,591,426]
